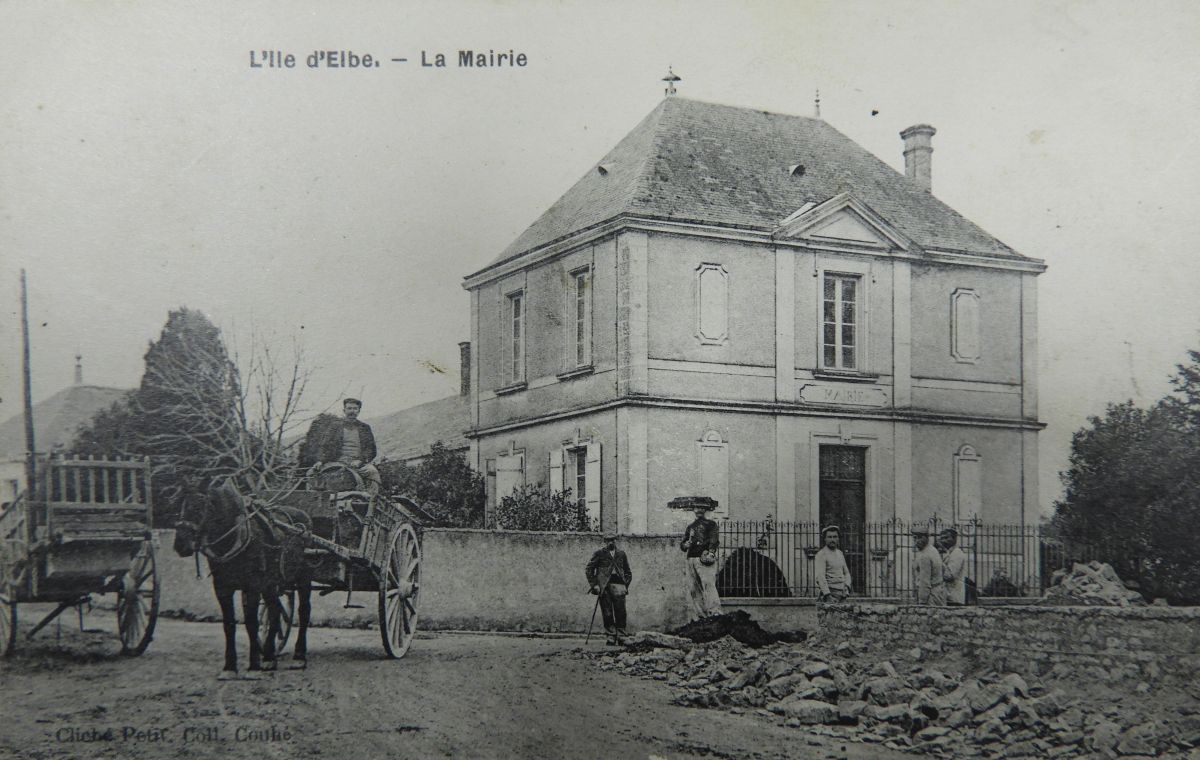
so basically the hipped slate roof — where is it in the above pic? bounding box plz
[0,385,129,460]
[480,97,1020,273]
[370,393,470,464]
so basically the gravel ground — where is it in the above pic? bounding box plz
[0,612,909,760]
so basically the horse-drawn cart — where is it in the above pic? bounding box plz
[0,455,159,657]
[261,464,423,659]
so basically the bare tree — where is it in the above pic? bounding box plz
[72,309,313,520]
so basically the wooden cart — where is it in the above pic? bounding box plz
[0,455,159,657]
[260,473,422,659]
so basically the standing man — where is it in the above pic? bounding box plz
[315,397,382,496]
[813,525,852,602]
[913,526,946,605]
[585,531,633,645]
[939,528,968,605]
[681,504,722,621]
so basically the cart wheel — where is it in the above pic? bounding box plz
[378,523,420,659]
[0,589,15,658]
[117,540,159,656]
[257,591,295,652]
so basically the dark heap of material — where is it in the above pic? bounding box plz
[668,610,806,648]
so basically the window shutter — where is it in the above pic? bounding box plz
[495,452,524,502]
[584,443,602,528]
[548,448,564,493]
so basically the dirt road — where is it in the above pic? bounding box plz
[0,615,908,760]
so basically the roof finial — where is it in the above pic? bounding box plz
[74,353,83,385]
[814,88,821,119]
[662,66,681,97]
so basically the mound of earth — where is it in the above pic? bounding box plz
[668,610,806,648]
[1043,561,1146,606]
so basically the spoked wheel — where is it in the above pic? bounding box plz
[378,523,420,659]
[117,540,159,656]
[257,591,295,652]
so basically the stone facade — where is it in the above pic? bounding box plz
[462,97,1045,536]
[817,603,1200,686]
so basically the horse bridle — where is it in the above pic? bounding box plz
[177,484,257,567]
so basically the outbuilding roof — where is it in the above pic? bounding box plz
[476,97,1021,275]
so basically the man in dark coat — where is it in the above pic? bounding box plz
[585,531,633,645]
[314,398,381,495]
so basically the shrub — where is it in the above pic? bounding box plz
[494,483,591,531]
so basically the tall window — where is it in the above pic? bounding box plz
[571,269,592,367]
[822,274,859,370]
[571,448,587,510]
[508,291,525,383]
[550,443,601,529]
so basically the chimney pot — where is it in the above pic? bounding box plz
[900,124,936,192]
[458,341,471,396]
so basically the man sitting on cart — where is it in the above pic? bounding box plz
[313,397,382,496]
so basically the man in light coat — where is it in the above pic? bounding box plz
[913,526,946,605]
[813,525,852,602]
[939,528,968,605]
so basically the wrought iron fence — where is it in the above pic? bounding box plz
[715,518,1102,600]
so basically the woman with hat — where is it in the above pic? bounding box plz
[680,503,722,621]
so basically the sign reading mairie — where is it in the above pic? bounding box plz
[798,382,888,408]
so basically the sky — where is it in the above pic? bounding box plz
[2,0,1198,514]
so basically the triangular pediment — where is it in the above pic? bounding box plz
[776,193,914,252]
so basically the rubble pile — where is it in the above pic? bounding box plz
[593,633,1196,757]
[1042,561,1146,607]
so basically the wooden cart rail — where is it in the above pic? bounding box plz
[0,455,159,657]
[41,456,153,544]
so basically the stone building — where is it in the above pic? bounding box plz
[461,96,1044,537]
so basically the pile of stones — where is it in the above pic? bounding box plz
[592,633,1198,757]
[1043,561,1146,607]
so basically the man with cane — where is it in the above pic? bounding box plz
[585,531,633,646]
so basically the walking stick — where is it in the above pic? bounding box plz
[584,562,617,645]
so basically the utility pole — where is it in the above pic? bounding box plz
[20,269,36,496]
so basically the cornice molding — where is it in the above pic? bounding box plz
[467,394,1045,438]
[462,215,1045,290]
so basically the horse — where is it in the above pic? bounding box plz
[173,476,314,677]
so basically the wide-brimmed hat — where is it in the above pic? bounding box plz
[667,496,718,512]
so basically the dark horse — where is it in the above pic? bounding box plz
[174,476,314,676]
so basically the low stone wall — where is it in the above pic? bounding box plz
[419,529,692,632]
[817,603,1200,685]
[148,528,697,632]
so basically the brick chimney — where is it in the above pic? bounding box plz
[900,124,936,192]
[459,341,471,396]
